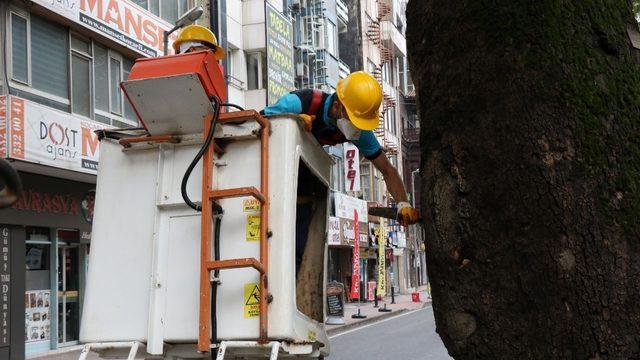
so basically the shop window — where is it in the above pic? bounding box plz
[25,227,53,344]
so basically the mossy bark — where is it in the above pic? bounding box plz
[407,1,640,358]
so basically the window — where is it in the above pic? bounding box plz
[71,35,92,118]
[331,155,345,192]
[246,52,266,90]
[10,13,28,83]
[133,0,190,24]
[360,163,371,201]
[8,11,137,126]
[326,21,337,56]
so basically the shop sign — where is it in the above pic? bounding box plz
[326,281,345,317]
[339,218,354,246]
[0,227,9,347]
[0,96,6,157]
[377,219,387,296]
[12,188,80,216]
[31,0,175,57]
[334,192,368,223]
[4,96,104,175]
[343,143,360,192]
[349,210,361,300]
[328,216,340,246]
[265,3,295,105]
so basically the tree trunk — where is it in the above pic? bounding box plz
[406,1,640,358]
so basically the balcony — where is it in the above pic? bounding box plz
[337,0,349,25]
[381,20,406,56]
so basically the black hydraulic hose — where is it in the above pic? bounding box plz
[181,97,221,211]
[220,103,245,112]
[211,204,223,358]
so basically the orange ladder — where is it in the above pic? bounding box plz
[198,110,271,352]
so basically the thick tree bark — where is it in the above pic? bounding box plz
[407,1,640,358]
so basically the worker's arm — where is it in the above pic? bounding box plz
[370,153,408,204]
[261,93,302,115]
[353,131,419,225]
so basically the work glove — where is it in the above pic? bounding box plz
[397,202,420,226]
[297,114,315,132]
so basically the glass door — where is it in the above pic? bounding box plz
[57,242,80,346]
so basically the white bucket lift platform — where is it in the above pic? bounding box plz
[81,50,333,359]
[80,115,333,359]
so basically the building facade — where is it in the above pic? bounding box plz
[0,0,189,356]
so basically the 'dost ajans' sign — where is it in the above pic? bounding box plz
[3,96,103,174]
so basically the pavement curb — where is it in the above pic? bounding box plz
[326,300,432,336]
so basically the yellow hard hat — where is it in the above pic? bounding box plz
[173,25,225,59]
[336,71,382,131]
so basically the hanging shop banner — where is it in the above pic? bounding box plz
[328,216,341,246]
[30,0,175,57]
[343,143,361,192]
[265,2,295,105]
[334,192,368,223]
[377,219,387,296]
[339,218,354,246]
[0,227,9,347]
[0,96,6,158]
[349,210,361,300]
[4,96,104,175]
[25,290,51,343]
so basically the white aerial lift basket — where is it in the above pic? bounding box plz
[80,116,333,359]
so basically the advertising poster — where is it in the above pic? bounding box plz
[349,210,361,300]
[6,96,104,174]
[343,143,361,192]
[265,3,295,105]
[25,290,50,343]
[30,0,175,56]
[0,227,10,347]
[328,216,341,246]
[377,219,387,296]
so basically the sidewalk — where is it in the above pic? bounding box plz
[30,289,432,359]
[326,287,432,336]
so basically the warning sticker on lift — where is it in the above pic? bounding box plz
[246,215,260,241]
[243,199,261,212]
[244,283,261,318]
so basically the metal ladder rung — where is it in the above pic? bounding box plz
[207,258,266,274]
[209,187,266,203]
[216,341,280,360]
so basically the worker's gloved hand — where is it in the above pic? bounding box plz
[297,114,315,132]
[397,202,420,226]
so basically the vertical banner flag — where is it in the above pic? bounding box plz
[350,209,361,300]
[343,143,361,192]
[377,219,387,296]
[0,96,6,157]
[265,3,295,105]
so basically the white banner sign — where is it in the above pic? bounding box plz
[6,96,104,174]
[328,216,340,246]
[343,143,361,192]
[333,192,368,223]
[31,0,175,57]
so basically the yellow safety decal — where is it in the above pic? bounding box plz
[243,199,261,212]
[244,283,260,318]
[308,330,317,342]
[246,214,260,241]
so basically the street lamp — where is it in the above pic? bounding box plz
[163,6,205,56]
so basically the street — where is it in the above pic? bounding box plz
[327,306,452,360]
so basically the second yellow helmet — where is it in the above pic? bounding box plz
[172,25,225,59]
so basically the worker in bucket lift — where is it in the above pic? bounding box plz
[172,24,225,57]
[262,71,419,270]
